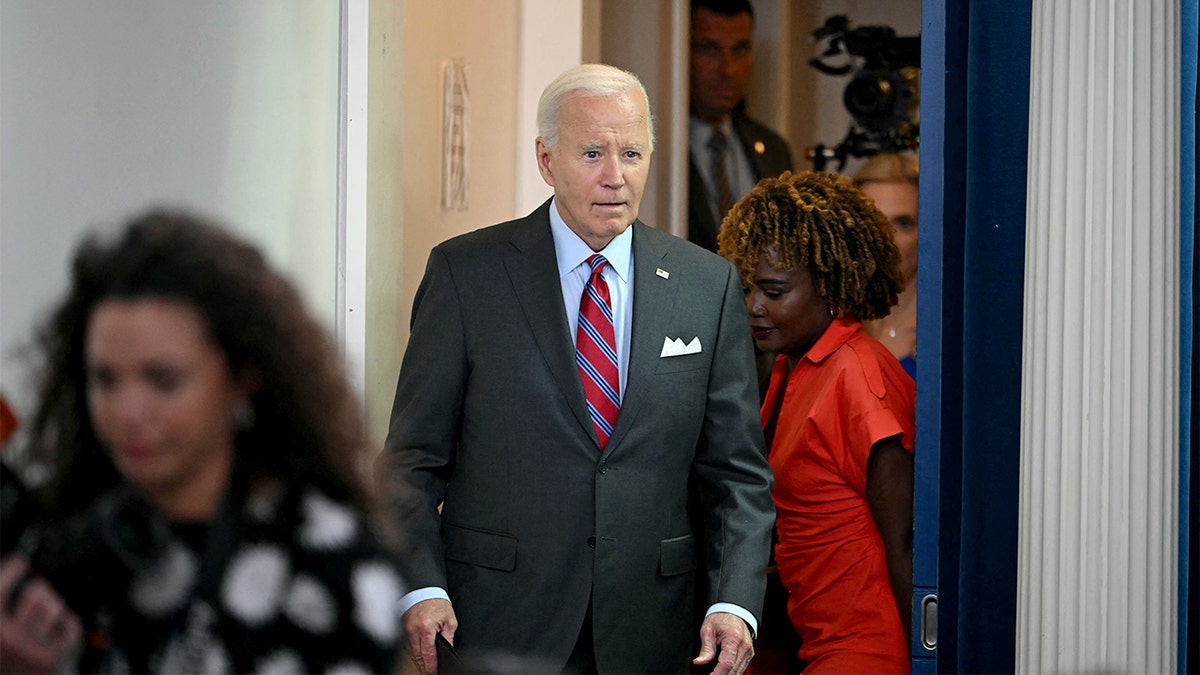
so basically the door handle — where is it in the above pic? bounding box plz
[920,593,937,650]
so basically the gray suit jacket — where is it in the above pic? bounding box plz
[381,200,774,673]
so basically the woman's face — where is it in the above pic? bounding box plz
[745,254,832,360]
[860,180,919,283]
[86,297,244,520]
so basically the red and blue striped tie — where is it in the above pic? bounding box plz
[576,254,620,449]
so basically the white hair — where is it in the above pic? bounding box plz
[536,63,655,152]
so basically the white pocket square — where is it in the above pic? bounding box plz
[660,336,702,358]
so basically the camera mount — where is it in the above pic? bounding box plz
[806,14,921,172]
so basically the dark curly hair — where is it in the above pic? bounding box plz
[23,209,371,518]
[717,170,904,320]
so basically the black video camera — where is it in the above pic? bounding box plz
[806,14,921,171]
[1,460,171,619]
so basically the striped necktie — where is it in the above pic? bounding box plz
[708,127,735,219]
[576,254,620,449]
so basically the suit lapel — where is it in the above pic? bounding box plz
[733,114,771,181]
[503,203,596,441]
[605,223,677,452]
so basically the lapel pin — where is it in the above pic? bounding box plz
[655,268,670,279]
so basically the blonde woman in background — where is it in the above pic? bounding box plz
[854,153,919,379]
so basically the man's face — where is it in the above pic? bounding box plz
[537,90,651,252]
[690,8,754,125]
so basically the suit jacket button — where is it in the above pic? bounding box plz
[597,461,608,474]
[587,536,597,548]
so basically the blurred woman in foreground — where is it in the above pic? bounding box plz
[10,210,402,673]
[720,171,915,673]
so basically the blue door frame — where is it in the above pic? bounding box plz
[915,1,1032,672]
[1182,2,1197,670]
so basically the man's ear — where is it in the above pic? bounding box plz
[536,138,556,187]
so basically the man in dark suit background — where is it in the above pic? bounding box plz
[688,0,794,254]
[688,0,792,403]
[380,63,774,674]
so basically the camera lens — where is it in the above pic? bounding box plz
[843,73,897,126]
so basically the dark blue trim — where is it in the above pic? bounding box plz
[955,4,1031,673]
[917,1,1031,672]
[914,0,968,671]
[911,0,942,667]
[1182,2,1197,672]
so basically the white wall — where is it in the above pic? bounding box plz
[362,0,585,448]
[0,0,588,449]
[0,0,340,418]
[0,0,918,445]
[516,0,586,217]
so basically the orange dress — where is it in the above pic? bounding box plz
[762,317,915,673]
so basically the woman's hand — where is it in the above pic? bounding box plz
[0,556,82,674]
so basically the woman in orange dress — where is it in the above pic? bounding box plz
[720,171,915,673]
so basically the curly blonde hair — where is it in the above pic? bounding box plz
[717,170,903,321]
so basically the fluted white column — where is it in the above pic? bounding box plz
[1017,1,1180,673]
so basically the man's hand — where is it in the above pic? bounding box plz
[402,598,457,675]
[692,611,754,675]
[0,557,82,674]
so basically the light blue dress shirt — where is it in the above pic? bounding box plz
[549,199,633,397]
